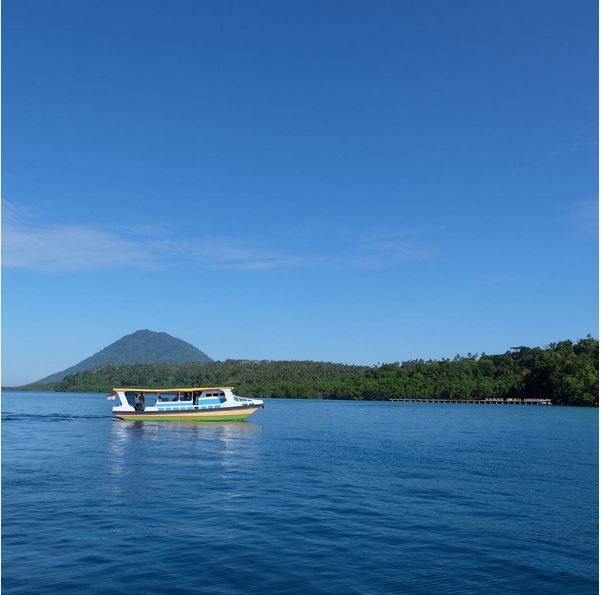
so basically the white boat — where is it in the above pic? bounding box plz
[110,387,263,421]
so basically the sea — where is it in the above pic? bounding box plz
[2,392,598,594]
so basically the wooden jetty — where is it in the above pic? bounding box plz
[389,397,553,405]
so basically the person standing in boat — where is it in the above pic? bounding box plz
[133,393,145,411]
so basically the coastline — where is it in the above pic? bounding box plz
[2,388,597,407]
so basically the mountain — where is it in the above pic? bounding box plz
[28,330,213,386]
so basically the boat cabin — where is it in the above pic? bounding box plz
[111,386,256,413]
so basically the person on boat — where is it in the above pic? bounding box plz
[139,393,145,411]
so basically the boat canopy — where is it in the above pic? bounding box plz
[113,387,234,393]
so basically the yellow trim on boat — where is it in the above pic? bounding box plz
[113,387,234,393]
[115,406,260,421]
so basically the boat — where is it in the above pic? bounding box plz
[110,387,264,421]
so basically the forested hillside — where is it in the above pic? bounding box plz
[50,338,598,406]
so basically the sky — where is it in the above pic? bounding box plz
[2,0,598,385]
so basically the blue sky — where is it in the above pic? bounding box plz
[2,0,598,385]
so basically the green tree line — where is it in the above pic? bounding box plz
[49,338,598,405]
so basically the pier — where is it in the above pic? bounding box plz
[389,397,553,405]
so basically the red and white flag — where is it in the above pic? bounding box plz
[106,391,117,400]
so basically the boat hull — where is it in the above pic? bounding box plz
[114,405,261,422]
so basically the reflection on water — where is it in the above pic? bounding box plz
[110,418,260,445]
[108,419,262,490]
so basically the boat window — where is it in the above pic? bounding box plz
[157,394,176,402]
[179,394,192,401]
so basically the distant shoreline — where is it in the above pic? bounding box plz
[2,388,597,407]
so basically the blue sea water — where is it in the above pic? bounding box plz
[2,392,598,594]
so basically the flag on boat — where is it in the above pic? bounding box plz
[106,391,117,400]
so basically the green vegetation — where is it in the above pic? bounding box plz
[29,329,212,386]
[48,338,598,406]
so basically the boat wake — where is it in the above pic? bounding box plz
[2,413,108,422]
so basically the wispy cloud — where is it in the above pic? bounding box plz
[573,199,598,235]
[477,273,519,286]
[551,199,599,239]
[274,221,440,269]
[2,199,39,225]
[546,140,598,159]
[359,230,437,264]
[151,238,303,271]
[2,200,438,273]
[3,223,157,272]
[2,222,297,273]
